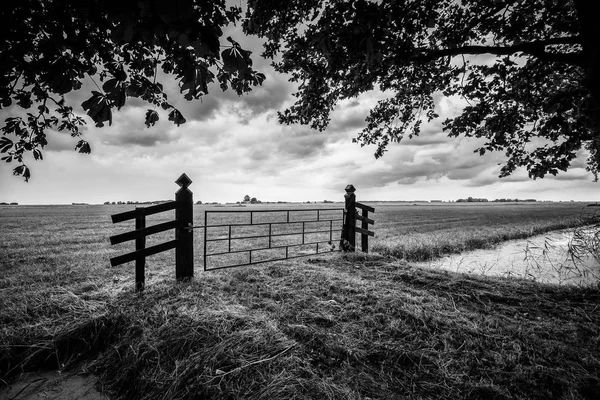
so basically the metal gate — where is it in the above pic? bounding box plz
[109,174,374,291]
[203,208,344,270]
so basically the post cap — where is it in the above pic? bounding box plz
[345,184,356,193]
[175,173,192,188]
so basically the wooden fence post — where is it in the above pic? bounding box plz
[361,208,369,253]
[175,173,194,280]
[341,184,356,252]
[135,209,145,291]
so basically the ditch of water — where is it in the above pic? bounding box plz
[416,225,600,286]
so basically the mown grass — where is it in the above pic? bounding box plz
[2,255,599,399]
[1,203,599,399]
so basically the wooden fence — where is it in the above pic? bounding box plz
[340,184,375,252]
[109,174,374,291]
[109,173,194,291]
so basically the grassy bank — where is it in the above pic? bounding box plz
[2,254,599,399]
[371,202,599,261]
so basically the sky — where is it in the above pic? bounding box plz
[1,23,598,205]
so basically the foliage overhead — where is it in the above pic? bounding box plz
[0,0,264,180]
[2,0,600,182]
[244,0,600,180]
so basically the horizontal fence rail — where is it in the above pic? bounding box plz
[110,239,179,266]
[111,201,178,223]
[110,217,182,245]
[203,208,344,270]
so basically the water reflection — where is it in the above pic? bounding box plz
[416,226,600,286]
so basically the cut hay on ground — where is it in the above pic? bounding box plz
[2,253,599,399]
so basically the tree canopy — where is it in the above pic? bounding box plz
[1,0,599,181]
[245,0,600,180]
[0,0,263,180]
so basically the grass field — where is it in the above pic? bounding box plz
[372,201,598,261]
[1,202,599,399]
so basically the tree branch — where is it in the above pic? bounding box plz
[407,36,584,67]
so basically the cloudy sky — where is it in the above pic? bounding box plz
[1,24,598,205]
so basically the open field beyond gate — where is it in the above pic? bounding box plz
[1,201,599,399]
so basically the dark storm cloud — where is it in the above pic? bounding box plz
[167,68,293,125]
[178,94,223,122]
[344,165,430,189]
[349,166,436,188]
[95,107,183,148]
[464,165,593,188]
[330,135,504,189]
[465,172,530,187]
[247,146,271,162]
[114,128,177,147]
[550,169,593,181]
[240,73,294,116]
[45,130,85,152]
[276,131,331,158]
[286,138,324,158]
[329,113,368,133]
[445,157,495,181]
[404,123,452,146]
[234,127,333,175]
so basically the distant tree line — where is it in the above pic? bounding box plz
[103,200,171,205]
[0,202,18,205]
[456,197,537,203]
[456,197,489,203]
[493,198,537,202]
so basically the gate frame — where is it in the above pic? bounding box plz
[203,207,344,271]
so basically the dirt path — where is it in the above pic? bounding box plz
[0,371,108,400]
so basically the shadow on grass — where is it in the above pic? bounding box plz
[1,253,599,399]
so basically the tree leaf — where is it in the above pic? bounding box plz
[16,92,33,109]
[168,109,186,126]
[221,45,252,74]
[13,165,30,181]
[102,78,120,93]
[82,91,112,127]
[250,71,266,86]
[0,137,12,153]
[145,109,160,127]
[75,140,91,154]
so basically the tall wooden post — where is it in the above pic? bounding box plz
[135,209,146,291]
[341,184,356,252]
[361,208,369,253]
[175,173,194,281]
